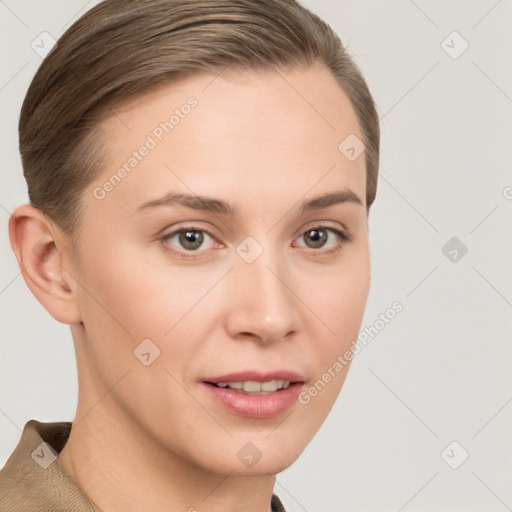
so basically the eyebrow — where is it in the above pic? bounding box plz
[136,188,363,216]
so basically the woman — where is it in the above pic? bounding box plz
[1,0,380,510]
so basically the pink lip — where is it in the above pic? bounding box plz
[201,370,306,419]
[202,382,305,419]
[202,370,305,384]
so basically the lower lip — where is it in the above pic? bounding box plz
[202,382,304,419]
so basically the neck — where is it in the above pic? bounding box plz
[58,381,276,512]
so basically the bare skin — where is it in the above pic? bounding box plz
[9,64,370,512]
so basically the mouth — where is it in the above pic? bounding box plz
[201,371,306,418]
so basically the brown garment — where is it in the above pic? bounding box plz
[0,420,286,512]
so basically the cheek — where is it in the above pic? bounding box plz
[77,236,176,334]
[75,237,217,375]
[71,236,168,377]
[303,245,370,387]
[295,263,369,428]
[311,245,370,337]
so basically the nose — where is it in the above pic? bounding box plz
[224,244,301,345]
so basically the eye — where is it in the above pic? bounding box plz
[161,226,217,256]
[159,224,352,259]
[294,225,352,255]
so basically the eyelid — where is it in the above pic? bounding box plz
[160,223,221,257]
[291,225,352,256]
[297,220,351,239]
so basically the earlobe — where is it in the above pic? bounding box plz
[8,204,82,324]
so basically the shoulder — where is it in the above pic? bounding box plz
[0,419,93,512]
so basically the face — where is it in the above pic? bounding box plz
[65,64,370,476]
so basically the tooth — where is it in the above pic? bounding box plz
[261,380,278,391]
[216,380,291,392]
[243,381,262,392]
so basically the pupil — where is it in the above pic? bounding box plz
[307,229,326,248]
[181,230,203,250]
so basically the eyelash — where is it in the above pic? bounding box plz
[159,224,353,259]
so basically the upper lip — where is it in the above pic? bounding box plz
[203,370,305,384]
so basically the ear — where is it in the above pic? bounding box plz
[8,203,82,324]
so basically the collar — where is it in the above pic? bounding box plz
[0,419,94,511]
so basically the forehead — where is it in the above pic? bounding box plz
[90,65,366,217]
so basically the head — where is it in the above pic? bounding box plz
[10,0,379,476]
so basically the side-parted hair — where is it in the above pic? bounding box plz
[19,0,380,248]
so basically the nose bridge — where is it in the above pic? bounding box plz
[226,237,300,342]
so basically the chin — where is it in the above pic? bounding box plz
[207,453,302,478]
[196,434,309,477]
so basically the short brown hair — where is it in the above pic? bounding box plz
[19,0,380,248]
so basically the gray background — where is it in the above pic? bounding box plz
[1,1,511,511]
